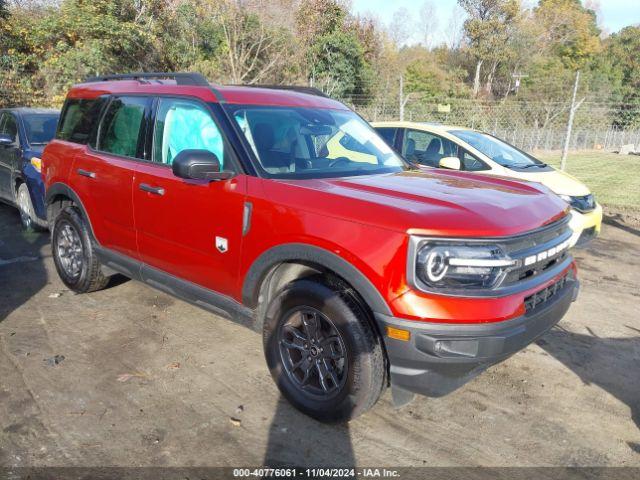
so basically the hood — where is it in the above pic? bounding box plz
[266,169,569,238]
[501,168,591,197]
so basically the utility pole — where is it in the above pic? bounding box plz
[561,70,580,171]
[399,75,412,122]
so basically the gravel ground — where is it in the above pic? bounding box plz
[0,202,638,468]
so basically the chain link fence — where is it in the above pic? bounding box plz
[346,96,640,153]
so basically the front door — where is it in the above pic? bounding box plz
[0,112,20,200]
[132,97,246,297]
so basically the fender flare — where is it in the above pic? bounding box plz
[242,243,392,316]
[45,182,96,239]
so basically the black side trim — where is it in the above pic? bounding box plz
[242,243,392,316]
[95,246,256,329]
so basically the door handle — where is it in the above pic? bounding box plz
[139,183,165,196]
[77,169,96,179]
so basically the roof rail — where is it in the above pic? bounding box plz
[233,84,329,98]
[84,72,210,87]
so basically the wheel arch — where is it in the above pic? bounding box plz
[45,182,95,236]
[242,243,393,318]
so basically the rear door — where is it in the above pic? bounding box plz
[71,96,150,258]
[132,97,246,297]
[0,112,20,200]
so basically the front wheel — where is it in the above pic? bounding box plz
[263,277,386,422]
[17,183,44,232]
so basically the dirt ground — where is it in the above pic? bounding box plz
[0,202,639,468]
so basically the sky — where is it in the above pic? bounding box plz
[350,0,640,47]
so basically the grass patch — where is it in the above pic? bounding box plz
[535,150,640,211]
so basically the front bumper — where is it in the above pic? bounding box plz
[375,275,579,398]
[568,204,602,247]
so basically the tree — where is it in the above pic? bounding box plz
[309,29,374,98]
[218,2,294,84]
[388,7,413,46]
[295,0,345,49]
[418,1,438,50]
[533,0,601,70]
[458,0,520,97]
[404,57,469,99]
[602,26,640,126]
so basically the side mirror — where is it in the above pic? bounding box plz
[439,156,461,170]
[172,149,234,181]
[0,134,14,147]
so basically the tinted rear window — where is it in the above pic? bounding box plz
[57,98,106,145]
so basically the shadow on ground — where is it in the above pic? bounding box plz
[0,203,49,322]
[537,326,640,432]
[264,397,355,467]
[603,212,640,238]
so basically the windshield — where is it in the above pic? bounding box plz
[23,113,60,145]
[228,105,407,178]
[450,130,545,169]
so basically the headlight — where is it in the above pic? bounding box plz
[30,157,42,173]
[415,242,516,290]
[558,194,596,212]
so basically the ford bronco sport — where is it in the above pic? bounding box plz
[43,72,579,422]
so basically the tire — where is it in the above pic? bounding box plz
[51,206,109,293]
[17,183,44,232]
[263,276,386,422]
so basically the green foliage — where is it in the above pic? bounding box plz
[459,0,520,61]
[405,59,469,99]
[603,26,640,127]
[309,29,374,99]
[0,0,637,124]
[533,0,601,70]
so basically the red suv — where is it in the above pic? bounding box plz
[43,73,578,422]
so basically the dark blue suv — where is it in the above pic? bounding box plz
[0,108,60,230]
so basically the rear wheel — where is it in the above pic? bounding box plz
[52,206,108,293]
[263,277,385,422]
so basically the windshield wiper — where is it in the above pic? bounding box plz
[521,163,548,169]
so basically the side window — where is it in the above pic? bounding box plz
[153,98,225,167]
[461,150,490,171]
[0,113,18,143]
[57,98,106,145]
[402,130,458,168]
[98,97,148,158]
[375,128,397,147]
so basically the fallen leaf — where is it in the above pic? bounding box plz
[116,372,148,382]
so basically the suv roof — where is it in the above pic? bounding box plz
[69,72,347,110]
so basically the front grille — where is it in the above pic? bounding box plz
[524,273,571,312]
[498,216,573,289]
[570,194,595,213]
